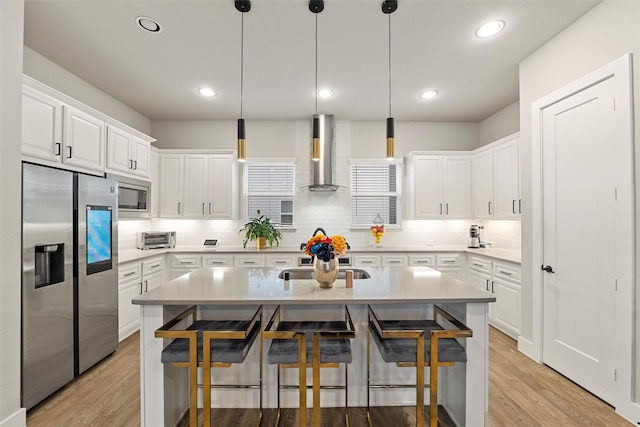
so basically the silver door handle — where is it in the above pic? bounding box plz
[513,200,517,214]
[519,199,522,213]
[416,260,430,264]
[202,203,205,214]
[499,270,512,276]
[134,160,137,170]
[439,203,442,215]
[488,201,492,215]
[180,261,193,265]
[150,264,161,269]
[446,203,449,215]
[486,279,489,292]
[124,271,136,277]
[55,142,61,156]
[388,260,401,264]
[243,261,256,265]
[491,281,495,293]
[129,159,133,169]
[442,260,455,264]
[274,261,286,264]
[178,202,181,214]
[209,202,212,215]
[138,282,143,295]
[67,146,72,158]
[144,280,148,292]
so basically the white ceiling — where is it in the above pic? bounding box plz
[23,0,600,122]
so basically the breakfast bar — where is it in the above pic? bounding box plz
[133,265,495,426]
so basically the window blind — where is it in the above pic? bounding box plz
[244,162,295,225]
[351,163,401,226]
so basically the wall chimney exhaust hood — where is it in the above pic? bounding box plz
[309,114,338,191]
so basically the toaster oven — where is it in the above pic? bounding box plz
[137,231,176,250]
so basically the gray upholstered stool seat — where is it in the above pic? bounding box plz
[369,319,467,364]
[161,319,260,364]
[267,320,352,365]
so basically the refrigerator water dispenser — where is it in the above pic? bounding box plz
[34,243,65,288]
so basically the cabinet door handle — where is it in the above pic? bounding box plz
[439,203,443,215]
[442,260,455,264]
[415,260,430,264]
[202,203,205,214]
[446,203,449,215]
[144,280,148,292]
[67,146,72,158]
[519,199,522,214]
[138,282,143,295]
[209,202,212,215]
[491,281,495,293]
[180,261,193,265]
[178,202,181,214]
[243,261,256,265]
[512,200,517,214]
[129,159,133,169]
[486,279,489,292]
[274,261,287,265]
[499,270,512,276]
[210,260,225,265]
[473,263,483,267]
[124,271,136,277]
[55,142,61,156]
[388,260,401,264]
[134,160,137,170]
[488,201,492,215]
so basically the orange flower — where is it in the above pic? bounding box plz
[305,233,327,256]
[304,233,348,257]
[330,235,347,256]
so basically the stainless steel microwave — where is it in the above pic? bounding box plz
[107,174,150,218]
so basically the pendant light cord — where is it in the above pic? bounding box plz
[240,13,244,120]
[388,13,392,118]
[315,13,318,115]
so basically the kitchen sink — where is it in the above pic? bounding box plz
[277,268,371,280]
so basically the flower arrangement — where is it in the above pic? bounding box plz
[304,233,348,262]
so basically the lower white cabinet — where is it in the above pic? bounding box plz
[168,253,202,280]
[235,255,266,267]
[118,256,166,341]
[354,255,380,267]
[204,254,234,266]
[435,253,464,279]
[467,255,521,338]
[266,255,296,267]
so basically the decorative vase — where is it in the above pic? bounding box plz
[256,237,267,250]
[313,257,339,289]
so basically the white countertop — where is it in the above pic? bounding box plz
[131,265,496,306]
[119,245,521,264]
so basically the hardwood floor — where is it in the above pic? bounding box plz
[27,328,632,426]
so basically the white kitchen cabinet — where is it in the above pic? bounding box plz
[493,137,521,218]
[106,125,150,179]
[62,105,105,173]
[168,253,203,280]
[435,253,464,279]
[408,254,435,267]
[159,154,184,217]
[141,256,165,293]
[235,255,266,267]
[118,262,142,342]
[266,255,296,267]
[381,254,407,266]
[159,152,235,218]
[406,154,471,218]
[150,149,160,217]
[21,85,63,162]
[354,255,380,267]
[467,254,521,339]
[472,149,494,218]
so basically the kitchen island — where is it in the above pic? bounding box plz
[133,265,495,426]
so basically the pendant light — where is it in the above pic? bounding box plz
[382,0,397,160]
[235,0,251,162]
[310,0,324,162]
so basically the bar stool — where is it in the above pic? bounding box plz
[264,305,355,427]
[155,305,263,427]
[367,305,472,427]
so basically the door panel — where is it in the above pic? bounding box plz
[542,77,615,404]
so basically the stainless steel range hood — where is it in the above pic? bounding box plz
[309,114,338,191]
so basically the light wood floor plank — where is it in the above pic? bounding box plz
[27,328,632,426]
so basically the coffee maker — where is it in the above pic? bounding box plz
[468,224,482,248]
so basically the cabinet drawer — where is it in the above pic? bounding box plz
[267,255,296,267]
[119,263,141,282]
[493,262,521,283]
[408,255,435,267]
[436,254,461,267]
[142,256,165,276]
[204,255,233,266]
[354,255,380,267]
[171,254,202,269]
[382,255,407,266]
[235,256,265,267]
[468,256,492,274]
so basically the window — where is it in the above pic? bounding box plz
[350,161,402,227]
[244,161,295,226]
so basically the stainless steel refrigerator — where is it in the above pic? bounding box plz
[22,163,119,410]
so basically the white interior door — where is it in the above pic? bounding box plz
[541,77,616,404]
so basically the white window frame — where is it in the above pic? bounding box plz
[243,159,296,227]
[349,159,403,228]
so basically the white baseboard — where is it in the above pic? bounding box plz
[0,408,26,427]
[119,323,140,342]
[517,336,541,363]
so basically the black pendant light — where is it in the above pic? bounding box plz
[236,1,250,162]
[382,0,397,160]
[310,0,324,161]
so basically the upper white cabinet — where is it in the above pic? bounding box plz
[159,152,236,219]
[149,149,160,218]
[21,86,63,161]
[22,77,155,177]
[106,125,151,179]
[471,133,521,219]
[407,154,471,218]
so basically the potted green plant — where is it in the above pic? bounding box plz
[240,214,283,249]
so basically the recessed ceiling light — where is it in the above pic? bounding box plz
[318,89,334,98]
[420,90,439,99]
[136,16,162,33]
[198,88,216,97]
[476,20,505,38]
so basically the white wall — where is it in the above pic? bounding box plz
[0,1,27,425]
[518,0,640,402]
[23,47,152,136]
[477,101,520,148]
